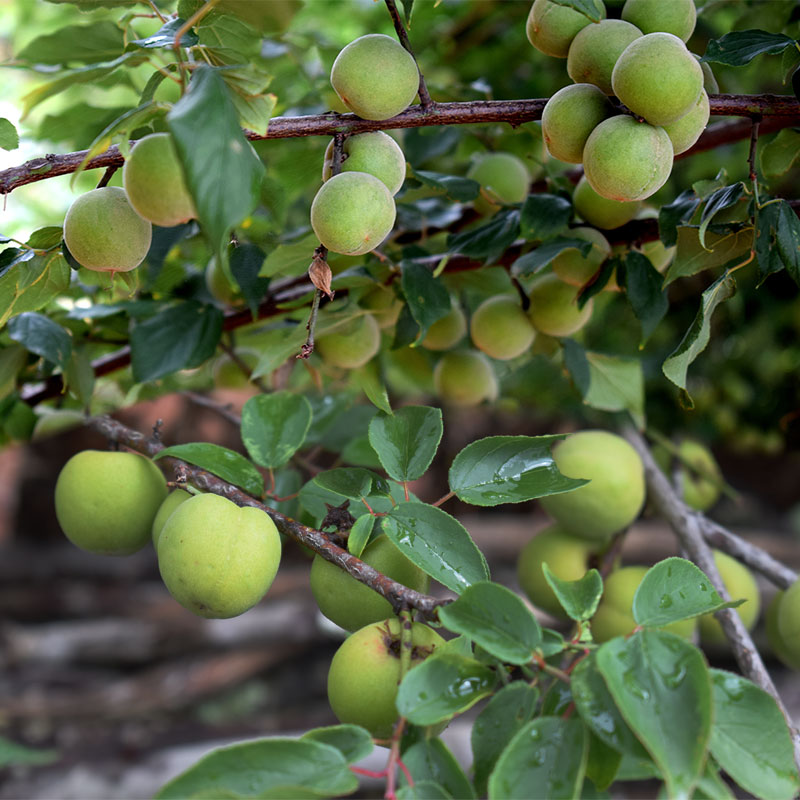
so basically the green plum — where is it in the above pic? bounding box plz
[655,439,723,512]
[766,591,800,669]
[152,489,192,548]
[663,90,710,155]
[527,273,594,337]
[526,0,606,58]
[573,176,642,230]
[205,256,241,307]
[323,132,407,196]
[551,227,612,287]
[621,0,697,42]
[470,295,536,360]
[567,19,642,95]
[433,350,498,407]
[317,313,381,369]
[421,303,467,351]
[777,580,800,666]
[467,152,530,215]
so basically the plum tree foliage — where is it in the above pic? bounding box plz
[4,0,800,796]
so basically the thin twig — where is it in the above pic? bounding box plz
[748,117,762,209]
[172,0,220,91]
[181,391,242,426]
[95,166,117,189]
[219,339,269,393]
[383,0,435,112]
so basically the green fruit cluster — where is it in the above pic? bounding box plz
[54,451,281,619]
[534,0,711,202]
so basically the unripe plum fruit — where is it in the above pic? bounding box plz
[655,439,722,512]
[384,346,435,398]
[317,313,381,369]
[433,350,498,407]
[698,550,761,646]
[567,19,642,95]
[621,0,697,43]
[330,34,419,121]
[611,33,704,126]
[573,176,642,229]
[122,132,196,228]
[152,489,192,548]
[360,285,403,329]
[64,187,152,273]
[697,57,719,94]
[205,256,241,307]
[213,348,260,389]
[540,430,646,543]
[552,227,612,287]
[583,116,673,202]
[328,619,445,739]
[592,566,696,642]
[663,90,710,155]
[541,84,615,164]
[470,295,536,360]
[421,303,467,351]
[777,579,800,666]
[311,172,396,256]
[157,493,281,619]
[517,523,595,617]
[526,0,606,58]
[527,273,594,337]
[467,153,530,215]
[323,132,406,196]
[310,535,430,632]
[55,450,167,556]
[768,591,800,669]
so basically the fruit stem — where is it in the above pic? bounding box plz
[383,0,435,113]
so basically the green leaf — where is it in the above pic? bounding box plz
[596,630,712,799]
[44,0,139,7]
[368,406,442,482]
[300,725,373,764]
[0,119,19,151]
[400,262,451,340]
[154,443,264,497]
[8,312,71,369]
[760,129,800,178]
[520,194,572,241]
[353,361,392,415]
[775,199,800,285]
[397,781,452,800]
[313,468,388,502]
[155,737,358,799]
[709,669,800,800]
[571,653,653,762]
[0,252,72,327]
[0,736,58,767]
[632,557,742,627]
[550,0,605,22]
[168,66,265,251]
[623,251,668,346]
[662,274,737,393]
[448,434,587,507]
[240,392,312,469]
[383,502,489,594]
[448,209,521,266]
[229,243,269,317]
[400,739,476,800]
[396,652,497,725]
[543,565,603,622]
[347,513,374,557]
[698,184,745,249]
[755,201,785,280]
[251,324,308,377]
[130,18,199,49]
[64,346,95,407]
[438,581,541,664]
[488,716,588,800]
[17,22,125,65]
[665,225,753,285]
[511,238,592,277]
[585,733,622,792]
[259,233,318,278]
[471,683,539,797]
[414,170,480,203]
[0,346,27,401]
[659,190,700,248]
[399,0,414,26]
[702,30,795,66]
[130,302,223,383]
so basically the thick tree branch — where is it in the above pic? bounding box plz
[2,95,799,195]
[86,415,447,620]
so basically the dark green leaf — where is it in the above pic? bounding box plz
[709,669,800,800]
[632,557,742,627]
[230,243,269,316]
[400,262,451,339]
[300,725,373,764]
[775,199,800,285]
[448,434,586,507]
[168,66,265,251]
[550,0,605,22]
[520,194,572,241]
[439,581,541,664]
[471,683,539,797]
[0,252,71,327]
[414,170,480,203]
[399,0,414,26]
[511,238,592,276]
[397,781,452,800]
[702,30,795,66]
[585,733,622,792]
[27,227,63,249]
[154,737,358,798]
[0,119,19,151]
[0,346,27,400]
[754,201,784,280]
[662,274,737,393]
[313,467,386,501]
[623,251,668,346]
[396,652,497,725]
[760,129,800,178]
[659,190,700,248]
[131,18,199,49]
[155,443,264,497]
[130,301,223,383]
[488,717,588,800]
[353,361,393,415]
[543,565,603,622]
[368,406,443,482]
[698,183,745,248]
[400,739,476,800]
[448,209,521,266]
[596,630,712,799]
[241,392,312,469]
[347,513,374,557]
[666,225,753,285]
[17,21,125,65]
[8,312,71,369]
[383,502,489,594]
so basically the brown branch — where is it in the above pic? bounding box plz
[86,414,447,620]
[624,427,800,769]
[383,0,435,112]
[3,95,799,195]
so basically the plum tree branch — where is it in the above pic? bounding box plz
[85,414,446,621]
[2,95,799,195]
